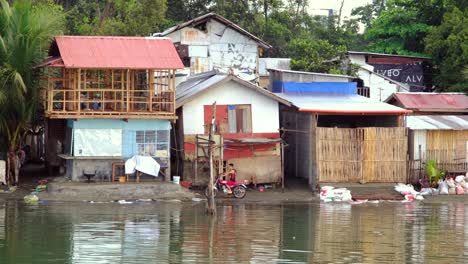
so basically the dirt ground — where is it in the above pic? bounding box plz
[3,163,468,204]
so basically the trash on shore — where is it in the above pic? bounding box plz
[191,197,204,202]
[320,186,352,202]
[394,183,424,201]
[397,175,468,199]
[118,200,134,204]
[24,194,39,203]
[137,198,153,202]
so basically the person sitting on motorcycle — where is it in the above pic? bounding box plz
[222,163,236,193]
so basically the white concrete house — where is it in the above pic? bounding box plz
[173,70,291,186]
[348,51,432,101]
[154,13,271,85]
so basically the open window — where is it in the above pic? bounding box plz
[204,104,252,134]
[228,105,252,133]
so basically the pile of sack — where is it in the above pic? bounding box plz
[394,183,425,201]
[320,186,352,202]
[437,175,468,195]
[395,174,468,200]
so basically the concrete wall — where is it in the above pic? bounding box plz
[64,119,172,181]
[66,158,122,181]
[349,54,410,101]
[356,67,404,102]
[182,80,280,135]
[166,19,260,81]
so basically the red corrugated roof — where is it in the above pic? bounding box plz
[52,36,184,69]
[388,93,468,112]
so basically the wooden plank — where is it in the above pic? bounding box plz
[77,69,81,114]
[149,69,154,112]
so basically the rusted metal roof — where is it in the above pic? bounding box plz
[49,36,184,69]
[277,92,411,115]
[34,56,64,68]
[224,138,282,146]
[407,115,468,130]
[347,51,431,60]
[176,70,291,107]
[155,13,272,49]
[386,93,468,112]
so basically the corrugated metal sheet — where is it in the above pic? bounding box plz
[407,115,468,130]
[388,93,468,112]
[277,92,410,114]
[273,81,357,94]
[259,58,290,76]
[224,138,282,146]
[176,71,291,107]
[52,36,184,69]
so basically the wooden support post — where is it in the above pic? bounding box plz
[172,69,176,113]
[126,69,130,112]
[418,144,422,180]
[195,136,198,184]
[308,114,314,189]
[281,141,285,192]
[47,68,52,112]
[206,101,217,215]
[62,69,66,111]
[77,69,81,114]
[149,69,154,112]
[121,70,124,111]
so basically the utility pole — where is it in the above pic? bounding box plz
[206,101,217,215]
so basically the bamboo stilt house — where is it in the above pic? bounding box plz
[38,36,184,181]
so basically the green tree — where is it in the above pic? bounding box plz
[363,0,431,55]
[0,0,64,185]
[287,38,348,74]
[166,0,211,23]
[425,7,467,92]
[65,0,167,36]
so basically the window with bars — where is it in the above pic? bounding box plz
[135,130,169,158]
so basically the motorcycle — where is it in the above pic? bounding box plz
[204,175,248,199]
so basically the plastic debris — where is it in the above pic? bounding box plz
[320,186,352,202]
[24,194,39,203]
[35,184,47,192]
[349,199,368,205]
[118,200,133,204]
[191,197,203,202]
[394,183,424,201]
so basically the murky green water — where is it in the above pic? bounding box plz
[0,200,467,263]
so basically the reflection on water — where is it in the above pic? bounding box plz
[0,200,468,263]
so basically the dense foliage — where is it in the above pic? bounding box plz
[0,0,64,184]
[35,0,464,90]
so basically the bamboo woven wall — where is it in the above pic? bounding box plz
[426,130,468,170]
[317,127,407,183]
[362,127,407,183]
[317,128,363,182]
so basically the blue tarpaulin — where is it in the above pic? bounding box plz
[273,81,357,94]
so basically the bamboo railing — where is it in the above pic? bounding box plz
[44,68,177,119]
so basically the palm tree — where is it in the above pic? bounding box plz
[0,0,64,186]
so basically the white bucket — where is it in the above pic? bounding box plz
[173,176,180,184]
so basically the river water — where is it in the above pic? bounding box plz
[0,200,467,263]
